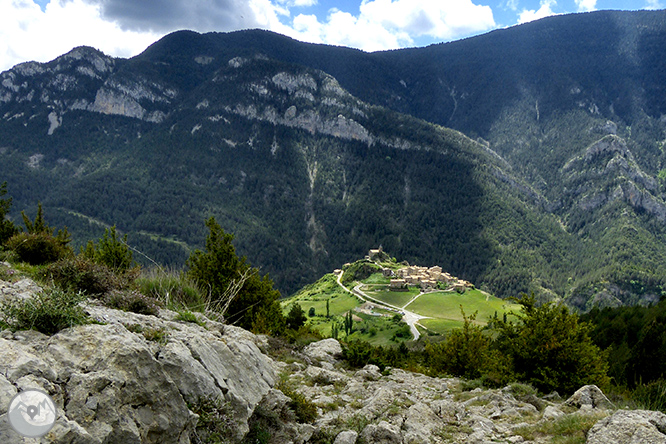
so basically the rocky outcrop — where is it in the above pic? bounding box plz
[562,135,666,219]
[0,278,275,443]
[587,410,666,444]
[0,274,664,443]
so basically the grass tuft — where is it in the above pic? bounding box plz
[0,287,88,335]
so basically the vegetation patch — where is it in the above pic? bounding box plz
[188,396,236,444]
[103,289,161,316]
[0,288,88,335]
[513,412,608,444]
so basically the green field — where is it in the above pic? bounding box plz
[363,287,420,308]
[405,289,521,331]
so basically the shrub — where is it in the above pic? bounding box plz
[0,181,18,246]
[188,397,235,444]
[283,324,323,347]
[286,303,307,330]
[6,232,71,265]
[276,376,318,424]
[46,256,129,295]
[0,288,88,335]
[82,225,135,272]
[493,293,609,395]
[424,308,493,380]
[7,202,72,265]
[103,289,160,316]
[187,217,284,335]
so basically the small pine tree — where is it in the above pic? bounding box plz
[331,321,339,339]
[187,217,285,335]
[286,303,307,330]
[344,310,354,336]
[84,226,134,272]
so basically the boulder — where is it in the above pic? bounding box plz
[354,364,382,381]
[541,405,565,421]
[303,338,343,363]
[402,402,441,443]
[587,410,666,444]
[564,385,614,410]
[360,420,402,444]
[334,430,359,444]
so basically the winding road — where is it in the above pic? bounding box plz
[335,271,429,341]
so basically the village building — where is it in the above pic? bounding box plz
[390,279,407,290]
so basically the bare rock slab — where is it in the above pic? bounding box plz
[587,410,666,444]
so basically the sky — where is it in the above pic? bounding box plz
[0,0,662,72]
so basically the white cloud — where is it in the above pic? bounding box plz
[289,0,496,52]
[518,0,558,24]
[0,0,159,72]
[575,0,596,11]
[504,0,519,11]
[0,0,497,72]
[644,0,663,10]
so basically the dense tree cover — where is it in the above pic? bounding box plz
[186,217,285,335]
[0,182,18,245]
[581,298,666,387]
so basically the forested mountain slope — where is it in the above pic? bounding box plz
[1,10,666,308]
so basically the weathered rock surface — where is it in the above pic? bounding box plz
[0,278,274,443]
[0,275,664,444]
[565,385,615,410]
[587,410,666,444]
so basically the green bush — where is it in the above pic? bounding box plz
[187,217,284,335]
[424,308,493,380]
[283,324,323,347]
[493,293,609,395]
[46,256,130,295]
[276,377,318,424]
[0,182,18,246]
[0,288,88,335]
[6,232,71,265]
[286,303,307,330]
[82,225,135,272]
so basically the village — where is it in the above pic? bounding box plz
[367,247,475,293]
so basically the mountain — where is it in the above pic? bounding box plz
[1,10,666,309]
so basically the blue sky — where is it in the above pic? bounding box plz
[0,0,661,72]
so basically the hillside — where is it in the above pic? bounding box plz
[1,10,666,309]
[284,251,522,345]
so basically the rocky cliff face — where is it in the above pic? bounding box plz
[1,272,666,444]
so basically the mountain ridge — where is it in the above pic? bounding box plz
[1,11,666,309]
